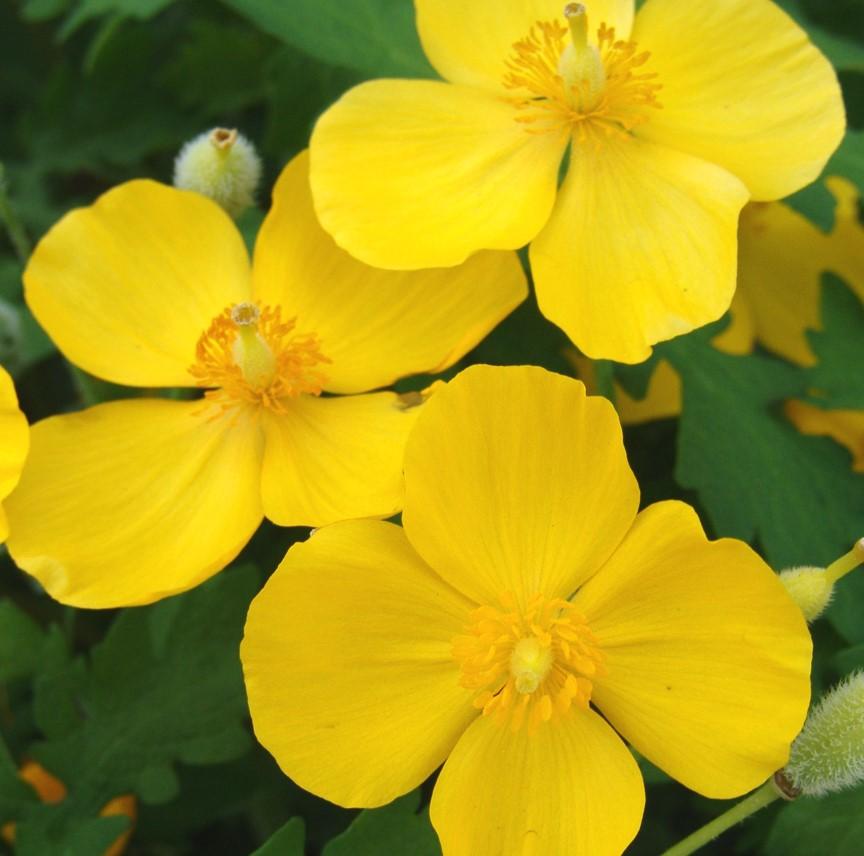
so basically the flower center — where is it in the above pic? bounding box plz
[189,302,330,412]
[453,592,605,732]
[503,3,662,142]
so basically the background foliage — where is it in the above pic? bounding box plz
[1,0,863,853]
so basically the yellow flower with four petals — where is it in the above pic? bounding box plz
[4,152,525,607]
[242,365,812,856]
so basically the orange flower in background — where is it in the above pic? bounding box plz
[4,151,526,608]
[310,0,844,362]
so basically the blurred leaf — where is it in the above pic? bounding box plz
[59,0,177,39]
[220,0,436,78]
[16,813,130,856]
[252,817,305,856]
[764,788,864,855]
[14,566,256,846]
[323,791,440,856]
[660,324,864,575]
[0,601,67,683]
[778,0,864,71]
[0,733,38,822]
[804,277,864,408]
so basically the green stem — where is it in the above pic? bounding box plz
[0,163,31,263]
[659,780,782,856]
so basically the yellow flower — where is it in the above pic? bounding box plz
[241,365,812,856]
[573,177,864,470]
[0,760,136,856]
[309,0,844,363]
[0,365,28,543]
[5,152,526,608]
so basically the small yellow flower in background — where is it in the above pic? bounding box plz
[242,365,812,856]
[0,365,28,543]
[4,151,526,609]
[1,761,136,856]
[310,0,844,363]
[573,176,864,461]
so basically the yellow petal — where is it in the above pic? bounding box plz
[24,181,252,387]
[634,0,845,201]
[310,79,568,269]
[531,135,748,362]
[403,365,639,608]
[785,400,864,473]
[430,709,644,856]
[5,399,263,608]
[252,151,527,394]
[0,366,28,540]
[574,501,812,798]
[260,392,419,527]
[416,0,634,92]
[241,519,476,807]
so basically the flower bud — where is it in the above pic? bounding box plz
[173,128,261,218]
[779,566,833,622]
[784,673,864,797]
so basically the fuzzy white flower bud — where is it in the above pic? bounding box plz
[784,673,864,797]
[173,128,261,218]
[779,566,834,622]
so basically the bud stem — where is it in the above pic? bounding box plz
[659,780,783,856]
[825,538,864,585]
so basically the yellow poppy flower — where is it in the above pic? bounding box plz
[0,365,28,543]
[1,760,136,856]
[310,0,844,363]
[242,365,812,856]
[4,151,526,609]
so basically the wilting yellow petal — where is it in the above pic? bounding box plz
[403,365,638,609]
[786,400,864,473]
[0,366,28,542]
[24,181,251,387]
[574,501,812,798]
[431,709,644,856]
[242,520,476,807]
[252,151,527,394]
[634,0,844,200]
[416,0,634,92]
[310,79,567,269]
[531,135,748,362]
[5,399,263,608]
[259,392,418,527]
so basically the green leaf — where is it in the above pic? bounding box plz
[58,0,177,39]
[804,276,864,409]
[660,325,864,575]
[764,788,864,856]
[323,791,440,856]
[220,0,436,79]
[16,813,130,856]
[252,817,306,856]
[777,0,864,71]
[18,565,257,842]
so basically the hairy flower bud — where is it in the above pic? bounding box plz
[173,128,261,218]
[785,673,864,796]
[779,566,834,621]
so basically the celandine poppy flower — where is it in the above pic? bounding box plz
[241,364,812,856]
[310,0,845,362]
[4,152,526,608]
[0,365,28,543]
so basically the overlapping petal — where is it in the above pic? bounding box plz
[310,80,567,269]
[260,392,419,527]
[5,399,263,608]
[415,0,634,92]
[252,152,527,394]
[0,366,28,542]
[430,709,644,856]
[241,519,476,807]
[403,365,639,608]
[573,501,812,798]
[531,135,748,362]
[785,401,864,473]
[24,181,252,387]
[634,0,845,200]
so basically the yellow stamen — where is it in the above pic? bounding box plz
[453,593,605,732]
[189,302,330,412]
[503,9,662,142]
